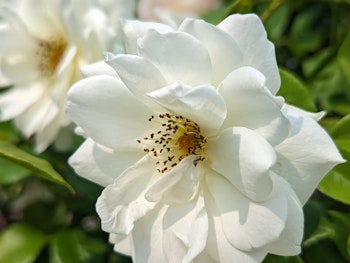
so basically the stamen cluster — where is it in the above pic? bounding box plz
[137,113,206,173]
[37,37,67,77]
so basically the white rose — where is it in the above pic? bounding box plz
[67,14,344,263]
[0,0,134,152]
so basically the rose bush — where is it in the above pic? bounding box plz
[67,14,344,263]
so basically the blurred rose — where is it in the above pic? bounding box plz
[0,0,135,152]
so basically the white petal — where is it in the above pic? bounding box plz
[0,83,45,121]
[193,250,216,263]
[163,194,208,263]
[145,155,202,205]
[131,205,167,263]
[80,60,119,78]
[17,0,63,40]
[69,138,143,187]
[0,7,37,55]
[205,171,287,252]
[52,123,75,152]
[34,111,63,153]
[14,96,59,138]
[96,155,158,235]
[274,105,345,204]
[207,127,275,202]
[267,174,303,256]
[66,75,154,150]
[218,67,289,145]
[1,53,40,84]
[138,30,212,86]
[122,19,174,54]
[283,103,326,121]
[179,18,243,86]
[148,81,226,135]
[218,14,280,95]
[204,178,268,263]
[109,233,133,257]
[106,53,167,100]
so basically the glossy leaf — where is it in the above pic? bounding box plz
[0,121,19,142]
[278,68,316,111]
[338,33,350,84]
[0,141,74,193]
[0,157,30,184]
[331,114,350,139]
[318,141,350,205]
[305,212,350,261]
[49,229,107,263]
[0,223,46,263]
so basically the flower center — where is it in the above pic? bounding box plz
[138,113,206,173]
[37,37,68,77]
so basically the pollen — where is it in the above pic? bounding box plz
[37,37,68,77]
[138,113,206,173]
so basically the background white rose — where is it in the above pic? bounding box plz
[0,0,135,152]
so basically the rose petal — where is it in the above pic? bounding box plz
[218,67,289,145]
[96,155,159,235]
[109,233,133,257]
[106,53,167,100]
[204,177,269,262]
[148,81,226,135]
[207,127,275,202]
[274,105,345,204]
[69,138,143,187]
[179,18,243,86]
[0,7,37,56]
[218,14,280,95]
[80,60,118,78]
[14,96,59,138]
[122,19,174,54]
[205,171,287,252]
[34,112,62,153]
[145,155,202,205]
[66,75,155,150]
[267,174,303,256]
[163,194,208,263]
[0,83,45,121]
[17,0,63,40]
[131,205,167,262]
[138,30,212,86]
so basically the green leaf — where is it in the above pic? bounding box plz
[347,235,350,259]
[263,254,304,263]
[202,6,228,25]
[0,141,74,193]
[0,157,30,184]
[49,229,107,263]
[338,33,350,84]
[303,212,350,262]
[0,121,20,142]
[318,144,350,205]
[265,3,291,42]
[331,114,350,139]
[225,0,256,15]
[328,211,350,261]
[309,212,350,261]
[278,68,316,111]
[303,217,333,248]
[0,223,46,263]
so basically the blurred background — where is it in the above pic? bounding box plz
[0,0,350,262]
